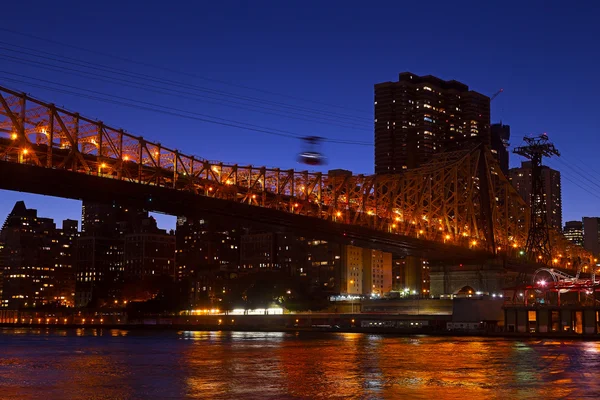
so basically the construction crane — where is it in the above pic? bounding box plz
[490,88,504,102]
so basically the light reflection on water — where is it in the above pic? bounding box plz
[1,328,600,399]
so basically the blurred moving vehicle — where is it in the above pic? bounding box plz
[297,136,327,166]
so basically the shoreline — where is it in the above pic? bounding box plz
[2,323,600,340]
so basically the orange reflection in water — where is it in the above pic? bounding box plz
[1,329,599,399]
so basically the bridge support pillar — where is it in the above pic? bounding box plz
[429,261,515,298]
[404,256,423,295]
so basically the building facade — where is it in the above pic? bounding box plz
[374,72,491,173]
[0,201,78,309]
[363,249,393,296]
[583,217,600,256]
[339,245,393,296]
[508,161,562,230]
[490,123,510,176]
[75,201,174,307]
[176,216,240,281]
[564,220,584,247]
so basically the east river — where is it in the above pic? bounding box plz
[1,328,600,399]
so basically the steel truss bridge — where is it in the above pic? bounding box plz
[0,85,592,265]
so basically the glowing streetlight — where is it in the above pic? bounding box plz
[11,133,17,140]
[336,211,342,217]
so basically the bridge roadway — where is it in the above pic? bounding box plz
[0,158,492,261]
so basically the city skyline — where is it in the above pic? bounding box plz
[1,1,599,227]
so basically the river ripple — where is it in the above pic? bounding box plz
[1,328,599,399]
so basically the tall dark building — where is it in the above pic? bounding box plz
[123,218,176,280]
[374,72,490,172]
[175,216,240,307]
[175,216,240,281]
[564,220,584,246]
[490,123,510,175]
[0,201,78,309]
[75,201,173,307]
[583,217,600,256]
[240,232,307,275]
[509,161,562,230]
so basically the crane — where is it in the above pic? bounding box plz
[490,88,504,102]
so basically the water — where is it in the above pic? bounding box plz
[1,328,600,399]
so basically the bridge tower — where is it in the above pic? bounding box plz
[513,134,560,263]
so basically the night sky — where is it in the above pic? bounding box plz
[1,0,599,229]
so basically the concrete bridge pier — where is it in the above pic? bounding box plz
[429,260,520,297]
[404,255,423,295]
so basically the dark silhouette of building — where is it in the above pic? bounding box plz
[375,72,490,172]
[75,201,174,307]
[583,217,600,256]
[508,161,562,230]
[0,201,78,309]
[123,218,175,280]
[564,220,584,246]
[240,232,308,275]
[490,123,510,175]
[175,216,240,307]
[175,216,240,279]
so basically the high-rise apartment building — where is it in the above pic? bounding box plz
[0,201,78,309]
[339,245,393,296]
[239,232,307,275]
[175,216,240,280]
[490,123,510,175]
[341,245,363,295]
[123,218,176,280]
[75,201,173,307]
[374,72,490,172]
[305,240,342,294]
[583,217,600,256]
[508,161,562,230]
[564,220,584,246]
[363,250,393,296]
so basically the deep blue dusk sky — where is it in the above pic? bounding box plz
[1,0,599,229]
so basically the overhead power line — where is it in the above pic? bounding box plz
[0,74,372,146]
[0,52,371,132]
[0,29,372,116]
[0,44,372,126]
[554,158,600,192]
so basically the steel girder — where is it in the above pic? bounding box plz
[0,85,591,264]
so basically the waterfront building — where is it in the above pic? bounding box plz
[340,245,393,296]
[0,201,78,309]
[75,201,174,307]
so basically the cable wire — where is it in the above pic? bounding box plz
[0,74,372,146]
[0,52,372,132]
[0,37,372,122]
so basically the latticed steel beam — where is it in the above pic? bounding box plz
[0,85,592,266]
